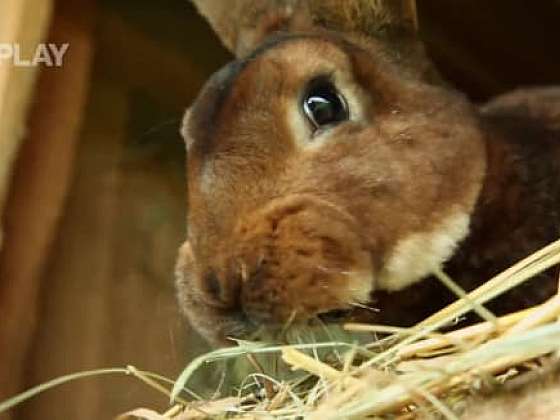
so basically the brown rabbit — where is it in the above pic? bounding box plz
[176,0,560,349]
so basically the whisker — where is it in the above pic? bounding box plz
[139,118,182,140]
[315,265,354,276]
[350,301,380,313]
[279,310,298,340]
[238,259,249,282]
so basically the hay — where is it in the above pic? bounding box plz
[1,240,559,419]
[155,238,560,419]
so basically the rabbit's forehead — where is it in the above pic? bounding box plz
[185,35,363,156]
[259,36,354,77]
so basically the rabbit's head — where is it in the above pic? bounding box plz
[176,0,487,345]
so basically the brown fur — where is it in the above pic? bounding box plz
[176,30,490,344]
[191,0,418,56]
[178,0,560,345]
[366,88,560,327]
[177,1,560,416]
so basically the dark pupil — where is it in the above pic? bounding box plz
[304,83,347,128]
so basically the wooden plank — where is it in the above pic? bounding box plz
[96,11,206,109]
[0,0,96,414]
[0,0,53,248]
[18,76,204,420]
[16,79,129,420]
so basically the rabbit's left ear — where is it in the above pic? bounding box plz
[192,0,418,57]
[191,0,311,57]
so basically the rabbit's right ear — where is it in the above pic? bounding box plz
[192,0,418,57]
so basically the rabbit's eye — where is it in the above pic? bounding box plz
[302,80,348,130]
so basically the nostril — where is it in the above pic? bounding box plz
[203,270,241,309]
[204,271,224,303]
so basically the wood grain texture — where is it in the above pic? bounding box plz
[0,0,96,415]
[16,81,130,420]
[17,77,205,420]
[0,0,53,249]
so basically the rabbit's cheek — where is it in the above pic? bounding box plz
[377,211,471,291]
[229,194,374,325]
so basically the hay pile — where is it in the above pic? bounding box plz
[1,240,559,419]
[118,239,560,419]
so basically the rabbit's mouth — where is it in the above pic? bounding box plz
[220,308,356,343]
[317,308,354,323]
[226,194,374,327]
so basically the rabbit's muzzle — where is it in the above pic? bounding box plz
[233,195,373,324]
[178,195,373,344]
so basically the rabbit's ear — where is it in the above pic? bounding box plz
[191,0,310,57]
[192,0,418,57]
[306,0,418,39]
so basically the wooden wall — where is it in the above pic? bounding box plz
[0,0,55,415]
[0,0,53,245]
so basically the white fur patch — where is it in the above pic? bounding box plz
[377,212,470,291]
[317,264,374,306]
[345,269,375,304]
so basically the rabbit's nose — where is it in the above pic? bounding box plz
[201,270,241,309]
[238,266,275,324]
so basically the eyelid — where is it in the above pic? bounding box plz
[303,73,336,96]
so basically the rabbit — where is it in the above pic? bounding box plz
[175,0,560,349]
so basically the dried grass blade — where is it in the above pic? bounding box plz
[419,239,560,328]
